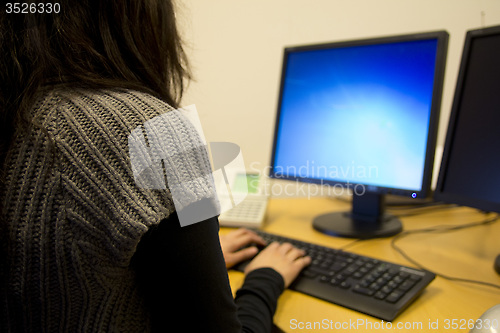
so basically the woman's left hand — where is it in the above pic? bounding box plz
[219,228,267,268]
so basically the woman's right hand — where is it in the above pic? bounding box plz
[244,242,311,288]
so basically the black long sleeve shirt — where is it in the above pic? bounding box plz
[132,211,285,332]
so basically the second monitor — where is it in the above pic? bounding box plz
[270,31,449,238]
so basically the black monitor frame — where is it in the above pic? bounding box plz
[434,25,500,214]
[269,31,449,238]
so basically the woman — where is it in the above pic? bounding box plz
[0,1,310,332]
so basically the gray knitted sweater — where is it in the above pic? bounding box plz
[2,89,214,331]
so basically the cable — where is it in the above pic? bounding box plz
[388,203,459,217]
[387,200,445,209]
[333,194,460,217]
[336,204,459,249]
[338,238,364,251]
[337,205,459,250]
[390,213,500,290]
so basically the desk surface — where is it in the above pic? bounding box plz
[223,197,500,333]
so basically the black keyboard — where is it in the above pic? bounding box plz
[233,230,435,322]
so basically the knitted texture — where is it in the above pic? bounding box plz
[1,89,214,332]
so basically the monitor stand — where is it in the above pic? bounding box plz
[313,192,402,239]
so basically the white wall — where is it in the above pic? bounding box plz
[177,0,500,174]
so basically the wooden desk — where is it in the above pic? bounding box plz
[224,197,500,332]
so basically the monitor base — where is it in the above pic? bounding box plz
[312,212,403,239]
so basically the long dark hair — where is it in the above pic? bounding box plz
[0,0,191,168]
[0,0,190,303]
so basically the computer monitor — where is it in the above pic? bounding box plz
[434,25,500,274]
[269,31,449,239]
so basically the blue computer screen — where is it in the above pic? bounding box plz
[273,39,439,191]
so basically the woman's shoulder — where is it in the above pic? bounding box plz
[35,88,188,146]
[40,88,174,123]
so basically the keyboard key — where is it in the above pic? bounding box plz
[301,270,318,279]
[386,290,405,303]
[330,262,347,272]
[387,280,399,289]
[393,275,405,284]
[363,274,376,284]
[334,274,347,281]
[359,264,371,272]
[353,285,375,296]
[381,285,394,294]
[306,266,333,277]
[398,280,416,291]
[409,274,423,282]
[329,278,341,286]
[360,280,371,288]
[343,266,358,276]
[340,281,351,289]
[376,277,389,285]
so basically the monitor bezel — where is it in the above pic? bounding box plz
[434,25,500,213]
[269,30,449,199]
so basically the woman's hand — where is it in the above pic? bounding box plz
[244,242,311,288]
[219,228,267,268]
